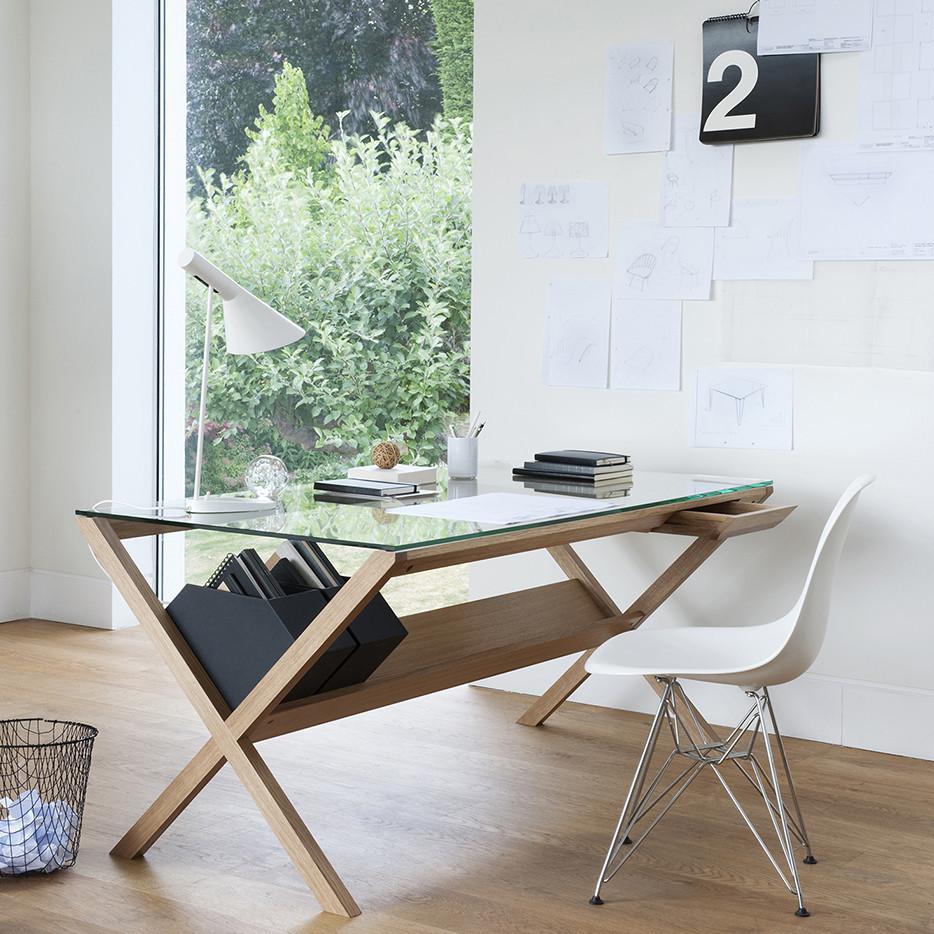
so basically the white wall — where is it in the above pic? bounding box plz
[472,0,934,760]
[28,0,114,626]
[0,0,32,620]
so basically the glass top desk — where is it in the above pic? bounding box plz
[78,468,777,553]
[75,469,794,919]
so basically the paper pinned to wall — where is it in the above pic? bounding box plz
[714,199,814,281]
[615,223,714,301]
[692,367,794,450]
[860,0,934,150]
[722,264,934,371]
[542,279,611,389]
[662,116,733,227]
[757,0,874,55]
[604,40,674,154]
[610,298,682,391]
[799,143,934,260]
[518,181,609,259]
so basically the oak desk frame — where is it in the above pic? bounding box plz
[76,485,792,918]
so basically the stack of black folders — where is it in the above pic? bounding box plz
[166,539,407,710]
[512,450,634,499]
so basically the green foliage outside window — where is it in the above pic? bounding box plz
[430,0,474,122]
[186,64,472,494]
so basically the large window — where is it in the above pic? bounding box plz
[164,1,473,606]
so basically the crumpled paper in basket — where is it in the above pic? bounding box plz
[0,789,78,873]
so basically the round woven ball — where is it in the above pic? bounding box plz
[371,441,401,469]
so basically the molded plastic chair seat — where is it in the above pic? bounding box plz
[586,614,796,687]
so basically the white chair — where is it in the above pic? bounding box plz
[584,476,874,918]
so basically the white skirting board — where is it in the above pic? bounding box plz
[0,569,31,622]
[25,571,138,630]
[476,659,934,762]
[29,569,116,629]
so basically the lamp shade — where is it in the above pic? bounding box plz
[178,248,305,355]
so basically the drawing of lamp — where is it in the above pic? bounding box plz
[519,214,542,257]
[542,219,564,257]
[568,221,591,257]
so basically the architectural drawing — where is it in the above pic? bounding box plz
[692,367,793,450]
[604,41,673,154]
[616,223,714,301]
[722,262,934,372]
[799,143,934,260]
[714,199,814,280]
[860,0,934,150]
[758,0,874,55]
[610,298,681,391]
[518,180,609,259]
[662,116,733,228]
[542,279,611,389]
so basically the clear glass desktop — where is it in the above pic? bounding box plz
[77,467,772,553]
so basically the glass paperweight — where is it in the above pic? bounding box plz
[244,455,289,501]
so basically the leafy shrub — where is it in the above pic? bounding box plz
[186,64,471,491]
[431,0,474,122]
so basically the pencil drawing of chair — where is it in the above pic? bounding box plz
[627,253,656,290]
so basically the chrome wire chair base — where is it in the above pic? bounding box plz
[590,678,816,917]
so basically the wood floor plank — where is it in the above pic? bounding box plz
[1,619,932,932]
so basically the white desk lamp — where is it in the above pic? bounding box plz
[179,248,305,514]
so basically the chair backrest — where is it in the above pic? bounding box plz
[767,475,875,684]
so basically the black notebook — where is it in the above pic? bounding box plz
[533,450,630,468]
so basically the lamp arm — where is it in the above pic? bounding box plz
[193,287,214,501]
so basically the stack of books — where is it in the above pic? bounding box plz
[513,450,633,499]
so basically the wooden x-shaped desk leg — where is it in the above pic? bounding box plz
[516,538,725,745]
[77,516,396,918]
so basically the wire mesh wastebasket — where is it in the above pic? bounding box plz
[0,719,98,874]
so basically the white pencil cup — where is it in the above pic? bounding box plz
[447,436,478,480]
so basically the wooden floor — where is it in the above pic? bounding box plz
[1,620,933,933]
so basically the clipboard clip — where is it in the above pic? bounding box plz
[745,0,760,31]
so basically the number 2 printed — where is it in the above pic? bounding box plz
[704,49,758,133]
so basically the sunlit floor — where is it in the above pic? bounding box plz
[2,619,933,934]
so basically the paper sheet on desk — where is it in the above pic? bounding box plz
[387,493,616,525]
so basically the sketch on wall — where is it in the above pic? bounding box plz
[615,223,714,301]
[714,199,814,280]
[860,0,934,150]
[542,279,611,388]
[722,264,934,371]
[610,298,682,391]
[758,0,874,55]
[692,367,794,450]
[799,144,934,260]
[604,40,674,154]
[662,116,734,227]
[518,181,609,259]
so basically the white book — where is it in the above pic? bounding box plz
[347,464,438,487]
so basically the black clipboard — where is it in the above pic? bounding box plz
[700,9,820,145]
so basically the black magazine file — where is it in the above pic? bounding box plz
[167,585,355,710]
[167,575,408,710]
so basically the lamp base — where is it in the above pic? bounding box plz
[186,495,277,515]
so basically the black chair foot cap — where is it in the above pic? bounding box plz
[623,836,633,845]
[589,896,604,906]
[795,907,810,918]
[803,855,818,864]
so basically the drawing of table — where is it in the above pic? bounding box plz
[709,377,766,425]
[75,470,793,919]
